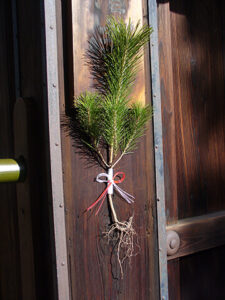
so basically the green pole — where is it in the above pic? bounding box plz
[0,158,25,183]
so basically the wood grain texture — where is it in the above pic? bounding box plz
[60,0,158,299]
[142,0,160,298]
[158,1,178,225]
[167,211,225,260]
[170,0,225,219]
[158,2,181,299]
[180,245,225,300]
[167,259,180,300]
[157,0,225,299]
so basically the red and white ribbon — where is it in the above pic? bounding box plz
[86,168,134,215]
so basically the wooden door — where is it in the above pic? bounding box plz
[157,0,225,299]
[0,2,21,298]
[60,0,161,299]
[0,1,60,299]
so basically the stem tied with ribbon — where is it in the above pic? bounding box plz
[86,168,134,216]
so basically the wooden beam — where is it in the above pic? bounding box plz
[167,211,225,260]
[148,0,169,299]
[43,0,70,299]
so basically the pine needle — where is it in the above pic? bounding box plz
[75,17,154,164]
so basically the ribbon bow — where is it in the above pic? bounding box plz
[86,170,134,215]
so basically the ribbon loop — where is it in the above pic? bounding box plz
[113,171,125,184]
[86,169,135,215]
[96,173,110,183]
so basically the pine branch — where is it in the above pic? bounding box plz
[86,17,152,161]
[122,103,153,153]
[112,103,153,167]
[69,92,109,168]
[68,18,153,168]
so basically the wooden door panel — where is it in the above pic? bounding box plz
[158,0,225,299]
[170,0,225,219]
[61,0,159,299]
[0,1,60,298]
[159,0,225,221]
[180,245,225,300]
[0,1,22,299]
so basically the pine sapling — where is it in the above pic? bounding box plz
[70,17,153,278]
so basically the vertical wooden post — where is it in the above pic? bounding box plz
[148,0,169,299]
[157,3,180,299]
[43,1,70,299]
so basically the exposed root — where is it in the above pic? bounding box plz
[103,215,140,278]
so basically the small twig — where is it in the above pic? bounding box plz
[111,151,125,168]
[96,148,110,168]
[82,139,109,168]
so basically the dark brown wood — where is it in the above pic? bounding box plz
[60,0,159,299]
[15,0,59,298]
[180,245,225,300]
[168,259,180,300]
[158,1,178,225]
[44,0,70,298]
[167,211,225,260]
[0,1,22,299]
[14,99,36,300]
[158,3,181,299]
[170,0,225,219]
[157,0,225,299]
[0,0,58,298]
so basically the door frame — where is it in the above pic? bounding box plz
[148,0,169,299]
[43,0,70,299]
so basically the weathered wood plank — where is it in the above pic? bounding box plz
[158,0,225,298]
[170,0,225,219]
[167,259,180,300]
[158,1,178,225]
[167,211,225,260]
[142,1,160,298]
[43,0,70,299]
[148,0,169,299]
[179,245,225,300]
[157,3,180,299]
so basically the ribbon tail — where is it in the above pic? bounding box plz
[86,189,108,212]
[113,184,135,204]
[95,193,107,216]
[116,186,135,199]
[86,182,113,214]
